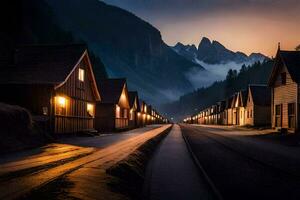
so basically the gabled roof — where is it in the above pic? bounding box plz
[0,44,101,100]
[231,93,239,108]
[269,50,300,85]
[239,89,248,107]
[128,91,140,112]
[98,78,127,104]
[225,96,235,109]
[0,44,86,85]
[249,85,271,106]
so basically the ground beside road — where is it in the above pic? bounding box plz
[0,125,171,200]
[181,124,300,200]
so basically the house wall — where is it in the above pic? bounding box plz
[227,108,233,125]
[0,84,53,116]
[254,105,271,126]
[239,107,246,126]
[54,56,96,133]
[95,103,115,132]
[272,64,298,131]
[245,105,254,126]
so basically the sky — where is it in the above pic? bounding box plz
[102,0,300,57]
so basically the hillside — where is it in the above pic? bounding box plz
[160,60,274,121]
[44,0,205,104]
[0,0,108,80]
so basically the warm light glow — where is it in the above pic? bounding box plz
[116,105,121,118]
[56,96,66,108]
[138,112,141,117]
[78,68,85,82]
[87,103,94,117]
[120,91,126,103]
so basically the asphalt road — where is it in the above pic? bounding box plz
[180,124,300,200]
[0,125,168,200]
[143,124,214,200]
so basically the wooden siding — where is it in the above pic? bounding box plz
[54,55,96,133]
[271,63,298,131]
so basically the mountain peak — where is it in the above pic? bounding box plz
[198,37,211,49]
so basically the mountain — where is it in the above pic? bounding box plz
[42,0,205,104]
[0,0,108,80]
[160,60,274,121]
[173,37,267,65]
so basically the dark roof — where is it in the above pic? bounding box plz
[240,89,248,107]
[225,96,234,109]
[269,50,300,85]
[280,51,300,83]
[98,78,126,104]
[0,44,87,85]
[128,91,140,112]
[249,85,271,106]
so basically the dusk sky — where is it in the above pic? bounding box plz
[103,0,300,56]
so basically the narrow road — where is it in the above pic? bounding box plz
[181,124,300,200]
[0,125,170,200]
[143,124,215,200]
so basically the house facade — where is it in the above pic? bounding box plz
[245,85,271,126]
[95,79,130,132]
[128,91,140,128]
[0,44,100,134]
[268,50,300,132]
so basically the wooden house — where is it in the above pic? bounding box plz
[225,96,235,125]
[233,90,248,126]
[245,85,271,126]
[138,100,147,126]
[0,44,100,134]
[268,50,300,132]
[128,91,140,128]
[217,100,226,125]
[95,79,130,132]
[232,93,240,125]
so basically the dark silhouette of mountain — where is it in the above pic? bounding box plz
[43,0,205,104]
[173,37,267,64]
[160,60,274,121]
[0,0,108,80]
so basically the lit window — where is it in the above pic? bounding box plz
[55,96,67,115]
[87,103,94,117]
[78,68,85,82]
[116,105,121,118]
[124,109,128,118]
[56,96,66,108]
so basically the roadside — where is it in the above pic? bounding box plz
[0,124,171,200]
[143,124,215,200]
[191,124,300,146]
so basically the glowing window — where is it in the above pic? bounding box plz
[78,68,85,82]
[56,96,66,108]
[116,105,121,118]
[87,103,94,117]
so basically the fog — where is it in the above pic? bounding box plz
[185,60,256,89]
